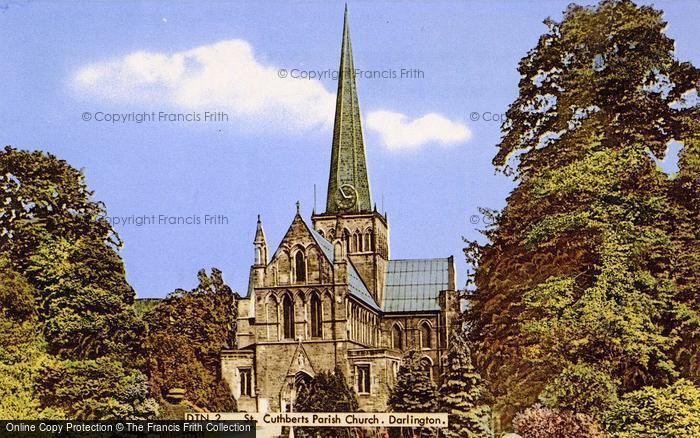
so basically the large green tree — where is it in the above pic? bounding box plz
[143,268,238,414]
[605,379,700,436]
[27,236,142,360]
[0,145,118,272]
[437,333,493,438]
[0,260,63,419]
[0,146,156,419]
[388,351,438,437]
[464,0,700,427]
[36,358,158,420]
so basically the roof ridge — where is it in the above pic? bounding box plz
[388,257,450,262]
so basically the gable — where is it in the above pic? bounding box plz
[268,214,327,285]
[267,213,380,311]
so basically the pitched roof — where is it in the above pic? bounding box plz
[307,221,380,311]
[383,258,451,313]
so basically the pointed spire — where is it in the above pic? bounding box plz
[325,5,372,214]
[254,214,266,244]
[253,215,268,266]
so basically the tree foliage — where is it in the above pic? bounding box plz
[0,342,66,420]
[605,379,700,437]
[0,258,37,349]
[0,146,156,419]
[437,333,493,437]
[0,145,118,272]
[27,236,142,360]
[0,263,63,420]
[143,268,238,414]
[388,351,438,437]
[464,0,700,426]
[294,368,359,438]
[539,363,617,421]
[513,405,603,438]
[36,358,158,420]
[389,351,438,413]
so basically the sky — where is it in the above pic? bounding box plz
[1,0,698,298]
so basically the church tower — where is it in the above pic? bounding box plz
[312,6,389,306]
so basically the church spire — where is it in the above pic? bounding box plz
[253,215,267,265]
[325,5,372,214]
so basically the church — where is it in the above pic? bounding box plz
[221,8,461,414]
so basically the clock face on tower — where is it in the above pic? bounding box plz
[335,184,358,210]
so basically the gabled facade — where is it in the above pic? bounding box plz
[221,7,461,414]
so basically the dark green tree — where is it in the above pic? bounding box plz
[0,259,62,419]
[294,367,359,438]
[666,121,700,383]
[0,145,118,272]
[0,258,37,349]
[437,333,493,437]
[36,358,158,420]
[144,268,238,414]
[388,350,438,437]
[0,146,156,419]
[27,236,142,360]
[464,0,700,427]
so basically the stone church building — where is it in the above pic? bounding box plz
[221,8,461,414]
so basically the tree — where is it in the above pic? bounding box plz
[0,258,37,350]
[539,363,617,422]
[605,379,700,436]
[513,405,603,438]
[27,236,142,360]
[0,146,157,419]
[388,351,438,437]
[0,342,66,420]
[36,358,158,420]
[464,0,700,426]
[437,333,493,437]
[0,261,63,420]
[0,146,118,272]
[294,368,359,438]
[144,268,238,414]
[666,118,700,383]
[1,147,142,362]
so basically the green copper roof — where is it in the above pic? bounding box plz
[308,226,335,263]
[308,221,380,311]
[383,259,450,313]
[325,6,372,214]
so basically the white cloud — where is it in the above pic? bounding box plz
[366,110,472,151]
[72,40,335,131]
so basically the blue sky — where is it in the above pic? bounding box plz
[1,0,698,298]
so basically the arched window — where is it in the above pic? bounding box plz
[295,251,306,283]
[392,324,403,350]
[310,294,323,338]
[343,230,351,254]
[283,295,295,339]
[420,322,432,349]
[267,295,279,340]
[364,232,371,252]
